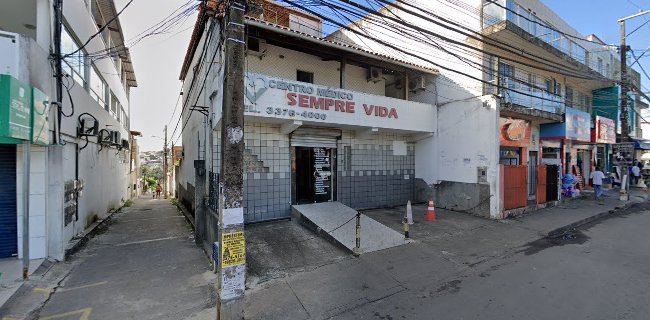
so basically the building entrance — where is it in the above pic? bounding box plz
[294,147,334,204]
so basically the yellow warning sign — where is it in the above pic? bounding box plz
[221,231,246,268]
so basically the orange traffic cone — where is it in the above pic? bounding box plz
[426,200,436,221]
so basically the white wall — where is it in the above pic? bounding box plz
[16,146,48,259]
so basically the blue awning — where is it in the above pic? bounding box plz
[633,139,650,150]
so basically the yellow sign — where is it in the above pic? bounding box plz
[221,232,246,268]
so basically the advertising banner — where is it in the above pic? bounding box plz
[243,73,435,133]
[565,107,591,142]
[593,116,615,144]
[500,118,530,147]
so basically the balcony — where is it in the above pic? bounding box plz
[482,0,611,80]
[499,78,565,123]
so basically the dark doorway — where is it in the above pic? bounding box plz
[546,164,560,201]
[0,144,17,258]
[294,147,333,204]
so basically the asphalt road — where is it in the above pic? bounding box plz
[338,208,650,320]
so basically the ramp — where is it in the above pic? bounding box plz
[292,202,411,254]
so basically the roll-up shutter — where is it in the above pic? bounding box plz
[0,145,17,258]
[290,127,341,148]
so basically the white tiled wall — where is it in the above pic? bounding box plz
[16,145,48,259]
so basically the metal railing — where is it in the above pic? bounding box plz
[499,78,565,114]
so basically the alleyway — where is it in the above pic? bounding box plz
[0,198,216,320]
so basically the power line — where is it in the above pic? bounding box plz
[63,0,136,59]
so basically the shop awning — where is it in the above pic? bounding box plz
[633,139,650,150]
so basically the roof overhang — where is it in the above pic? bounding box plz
[246,17,438,76]
[95,0,137,87]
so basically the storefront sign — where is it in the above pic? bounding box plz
[612,142,635,166]
[313,148,331,200]
[593,116,615,144]
[0,75,32,143]
[540,107,591,142]
[500,150,519,158]
[500,118,530,147]
[565,107,591,142]
[244,73,435,132]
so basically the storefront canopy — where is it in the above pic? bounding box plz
[633,139,650,150]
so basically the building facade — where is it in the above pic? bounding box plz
[177,1,438,224]
[333,0,646,217]
[0,0,137,261]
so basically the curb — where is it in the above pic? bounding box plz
[63,202,129,260]
[545,195,647,238]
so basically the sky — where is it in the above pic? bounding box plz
[115,0,650,152]
[115,0,197,152]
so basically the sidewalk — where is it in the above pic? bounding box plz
[244,188,649,319]
[0,197,216,319]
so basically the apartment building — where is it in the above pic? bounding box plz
[0,0,137,261]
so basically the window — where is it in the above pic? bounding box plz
[577,93,585,111]
[544,78,552,93]
[90,67,107,109]
[597,57,604,75]
[565,86,573,107]
[61,27,86,86]
[111,92,119,119]
[528,73,537,91]
[297,70,314,83]
[605,63,610,77]
[498,62,514,91]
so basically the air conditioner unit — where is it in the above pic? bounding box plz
[367,67,383,83]
[77,117,99,137]
[121,139,129,150]
[408,76,427,91]
[98,129,112,144]
[247,37,267,58]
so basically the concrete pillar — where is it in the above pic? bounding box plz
[194,160,206,246]
[35,0,52,50]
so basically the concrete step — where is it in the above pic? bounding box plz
[292,202,411,254]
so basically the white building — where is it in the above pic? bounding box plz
[0,0,137,261]
[331,0,645,218]
[177,1,438,226]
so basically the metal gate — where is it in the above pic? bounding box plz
[536,165,547,204]
[503,165,527,210]
[0,145,17,258]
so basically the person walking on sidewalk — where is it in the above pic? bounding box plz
[591,167,605,200]
[631,162,641,186]
[155,183,162,199]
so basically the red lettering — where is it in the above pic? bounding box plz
[378,106,388,117]
[310,96,324,109]
[298,94,309,108]
[325,99,334,110]
[287,93,297,106]
[335,100,345,112]
[346,101,355,113]
[388,108,398,119]
[363,104,374,115]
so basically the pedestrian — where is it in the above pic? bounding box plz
[590,166,605,200]
[631,161,641,186]
[155,183,162,199]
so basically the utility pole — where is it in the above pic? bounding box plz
[163,125,168,199]
[617,10,650,200]
[619,20,630,201]
[218,0,247,319]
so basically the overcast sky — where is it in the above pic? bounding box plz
[116,0,197,152]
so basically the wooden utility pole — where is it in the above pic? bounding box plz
[218,0,247,319]
[163,125,168,199]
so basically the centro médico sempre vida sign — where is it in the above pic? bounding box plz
[243,73,435,133]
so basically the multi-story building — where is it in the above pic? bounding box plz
[177,0,437,230]
[332,0,645,217]
[0,0,137,261]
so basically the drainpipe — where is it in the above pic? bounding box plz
[22,141,31,280]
